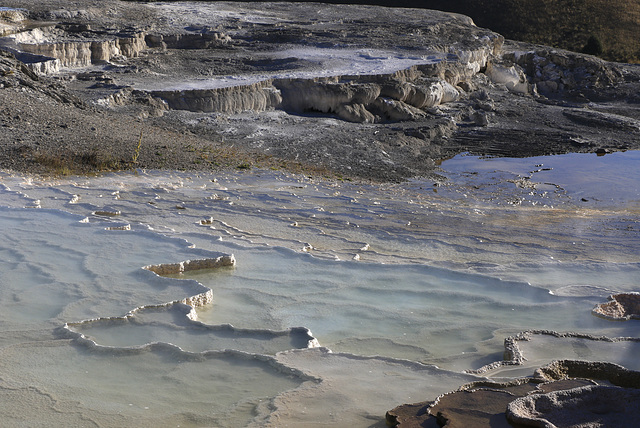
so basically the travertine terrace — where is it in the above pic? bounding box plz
[1,1,639,180]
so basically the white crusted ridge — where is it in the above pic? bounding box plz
[144,254,236,276]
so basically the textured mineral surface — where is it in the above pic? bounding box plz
[2,3,640,425]
[507,385,640,428]
[1,1,640,180]
[593,293,640,320]
[387,361,640,427]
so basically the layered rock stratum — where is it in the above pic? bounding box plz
[1,0,640,180]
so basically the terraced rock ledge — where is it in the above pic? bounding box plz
[388,356,640,427]
[2,1,640,180]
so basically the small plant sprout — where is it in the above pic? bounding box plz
[132,130,143,164]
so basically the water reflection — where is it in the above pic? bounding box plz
[440,151,640,207]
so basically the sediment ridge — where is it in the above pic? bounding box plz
[62,253,319,359]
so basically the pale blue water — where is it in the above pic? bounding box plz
[0,151,638,426]
[441,150,640,207]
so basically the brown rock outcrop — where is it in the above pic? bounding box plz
[592,293,640,320]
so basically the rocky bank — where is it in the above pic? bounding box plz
[1,0,640,180]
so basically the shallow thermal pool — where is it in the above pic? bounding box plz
[0,151,638,426]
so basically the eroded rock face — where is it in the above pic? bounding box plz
[0,7,27,36]
[4,49,61,74]
[485,62,529,94]
[0,22,149,74]
[505,48,624,95]
[153,81,282,114]
[277,78,380,113]
[15,29,147,67]
[0,7,26,23]
[269,75,460,122]
[381,78,460,108]
[0,7,25,21]
[147,72,463,122]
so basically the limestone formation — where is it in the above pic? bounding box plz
[14,30,147,67]
[144,255,236,276]
[388,360,640,427]
[149,74,465,122]
[485,62,529,94]
[0,7,26,37]
[1,0,640,181]
[371,97,426,121]
[593,293,640,320]
[506,385,640,428]
[381,78,460,108]
[276,78,380,114]
[153,81,282,114]
[335,103,376,123]
[0,7,26,24]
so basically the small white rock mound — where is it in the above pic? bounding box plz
[485,62,529,94]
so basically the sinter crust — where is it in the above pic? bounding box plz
[1,0,640,181]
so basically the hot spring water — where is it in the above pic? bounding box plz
[0,151,638,426]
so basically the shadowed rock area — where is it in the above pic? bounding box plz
[387,361,640,427]
[507,385,640,428]
[1,1,640,180]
